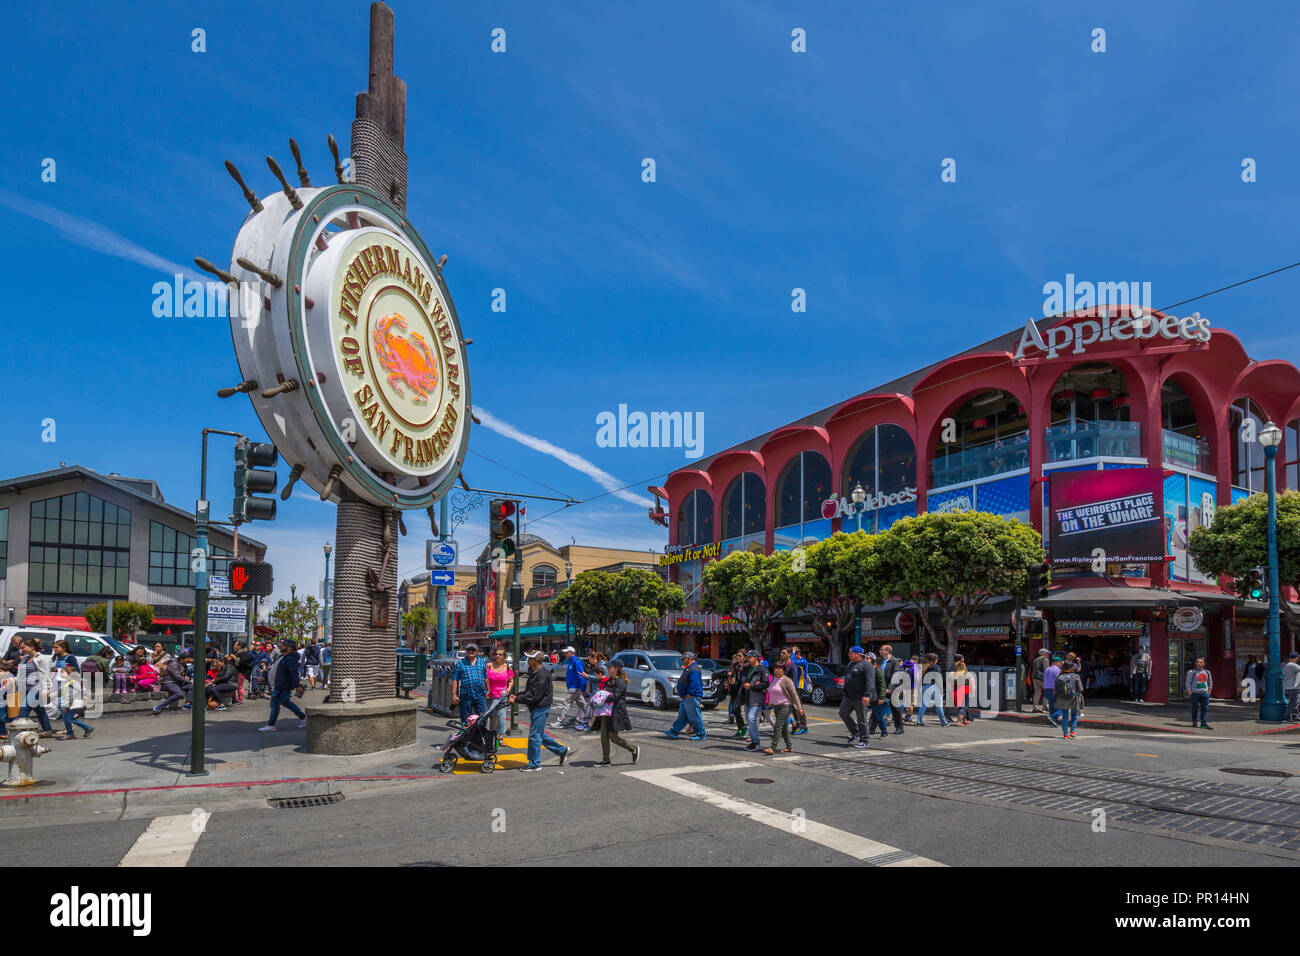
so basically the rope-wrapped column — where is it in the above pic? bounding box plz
[331,500,397,703]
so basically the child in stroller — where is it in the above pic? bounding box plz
[438,695,507,773]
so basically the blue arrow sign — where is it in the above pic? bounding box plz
[429,569,455,587]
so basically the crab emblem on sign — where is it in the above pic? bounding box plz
[373,312,438,402]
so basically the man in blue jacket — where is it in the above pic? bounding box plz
[258,639,307,733]
[664,650,707,740]
[551,646,590,731]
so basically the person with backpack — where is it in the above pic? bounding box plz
[741,650,771,753]
[788,647,810,735]
[838,646,875,748]
[1055,660,1084,738]
[301,638,324,689]
[1031,648,1050,712]
[664,650,707,740]
[1185,657,1213,730]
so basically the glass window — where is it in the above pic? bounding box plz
[675,489,713,546]
[775,451,833,545]
[1286,420,1299,492]
[532,564,558,588]
[722,472,766,539]
[28,491,129,599]
[842,424,919,529]
[1229,399,1268,492]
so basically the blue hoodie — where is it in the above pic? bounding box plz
[565,654,589,691]
[677,662,703,698]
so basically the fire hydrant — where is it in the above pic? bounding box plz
[1,717,49,787]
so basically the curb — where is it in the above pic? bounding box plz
[0,770,445,818]
[985,709,1300,736]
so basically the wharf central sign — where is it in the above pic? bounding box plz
[1014,310,1211,362]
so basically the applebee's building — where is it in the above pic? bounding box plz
[658,308,1300,702]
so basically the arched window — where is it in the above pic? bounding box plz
[842,425,917,532]
[532,564,558,588]
[1229,399,1268,492]
[774,451,832,547]
[1161,377,1212,473]
[675,489,713,546]
[1286,420,1299,492]
[721,472,765,551]
[932,390,1033,486]
[1042,364,1139,465]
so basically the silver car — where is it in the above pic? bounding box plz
[608,650,715,710]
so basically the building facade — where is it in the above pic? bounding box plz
[0,465,266,638]
[661,309,1300,700]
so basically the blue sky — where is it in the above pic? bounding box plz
[3,0,1300,608]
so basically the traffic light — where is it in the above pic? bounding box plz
[1026,561,1051,603]
[234,438,279,523]
[489,498,518,559]
[1246,567,1267,601]
[228,560,274,596]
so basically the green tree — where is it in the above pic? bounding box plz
[552,568,685,644]
[876,511,1044,669]
[84,600,155,640]
[402,605,436,650]
[774,531,886,659]
[616,567,685,644]
[269,596,321,645]
[1188,490,1300,631]
[702,549,791,650]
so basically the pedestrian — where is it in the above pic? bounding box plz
[450,643,488,723]
[250,643,271,697]
[17,639,54,737]
[1055,660,1084,738]
[233,641,253,702]
[877,644,905,735]
[838,646,873,748]
[321,639,332,685]
[552,646,590,731]
[664,649,707,740]
[508,650,570,771]
[1043,655,1062,728]
[1128,645,1151,701]
[726,652,747,738]
[3,635,21,667]
[301,638,324,689]
[952,655,973,726]
[763,662,804,754]
[592,660,638,766]
[741,650,771,753]
[788,646,810,735]
[915,653,949,727]
[56,664,93,740]
[1031,648,1050,711]
[901,654,921,723]
[1285,653,1300,721]
[485,646,513,741]
[0,661,17,739]
[585,651,606,732]
[150,653,194,716]
[865,652,893,739]
[258,639,308,732]
[1185,656,1213,730]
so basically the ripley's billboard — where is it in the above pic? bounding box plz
[1048,468,1165,566]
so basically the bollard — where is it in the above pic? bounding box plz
[1,718,50,787]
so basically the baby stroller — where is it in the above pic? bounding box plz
[438,696,507,773]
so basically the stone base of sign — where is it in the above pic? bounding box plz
[304,698,418,755]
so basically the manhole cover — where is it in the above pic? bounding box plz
[744,778,774,784]
[268,793,345,809]
[1220,767,1292,778]
[1061,755,1080,760]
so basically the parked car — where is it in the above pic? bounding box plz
[607,650,715,710]
[798,660,846,706]
[697,658,733,705]
[0,626,132,669]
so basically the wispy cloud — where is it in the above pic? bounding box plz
[0,188,200,280]
[475,407,653,509]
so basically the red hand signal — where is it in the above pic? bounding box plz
[232,566,249,592]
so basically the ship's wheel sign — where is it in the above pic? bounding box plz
[226,180,471,509]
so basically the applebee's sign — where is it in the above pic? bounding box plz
[821,487,918,519]
[1014,310,1211,362]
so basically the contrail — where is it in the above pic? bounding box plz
[0,188,201,280]
[475,407,653,508]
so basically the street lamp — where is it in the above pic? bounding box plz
[323,542,333,645]
[1259,421,1285,721]
[564,559,573,650]
[851,482,867,532]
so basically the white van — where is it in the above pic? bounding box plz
[0,626,134,668]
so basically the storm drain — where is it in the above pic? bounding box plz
[1220,767,1292,778]
[268,793,345,809]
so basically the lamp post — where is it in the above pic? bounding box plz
[564,559,573,648]
[1259,421,1285,721]
[323,542,332,644]
[851,482,867,533]
[851,483,867,657]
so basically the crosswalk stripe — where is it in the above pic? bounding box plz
[625,764,945,867]
[119,814,205,867]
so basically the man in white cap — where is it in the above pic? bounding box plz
[663,650,706,740]
[551,646,590,730]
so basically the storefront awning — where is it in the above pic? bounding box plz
[1173,590,1241,607]
[21,614,89,630]
[1038,586,1196,608]
[151,617,194,627]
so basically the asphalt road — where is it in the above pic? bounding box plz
[9,694,1300,867]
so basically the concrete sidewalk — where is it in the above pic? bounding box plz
[0,688,456,818]
[988,697,1300,736]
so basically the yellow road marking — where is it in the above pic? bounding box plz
[1134,753,1158,758]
